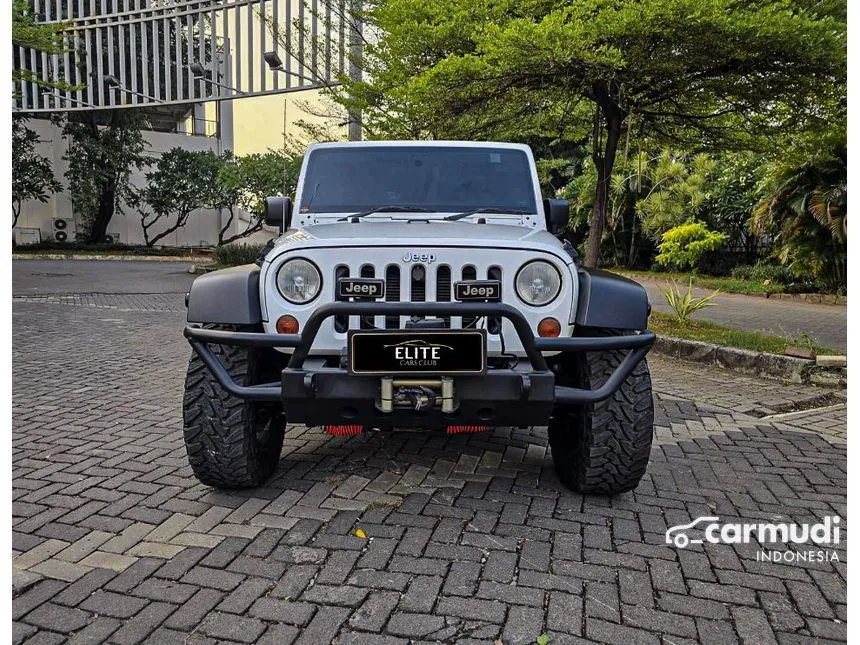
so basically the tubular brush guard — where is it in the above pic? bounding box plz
[185,302,656,426]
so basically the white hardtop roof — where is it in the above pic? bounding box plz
[306,140,533,153]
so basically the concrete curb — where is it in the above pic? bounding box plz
[653,335,847,388]
[13,253,215,264]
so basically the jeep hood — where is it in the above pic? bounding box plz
[271,221,569,261]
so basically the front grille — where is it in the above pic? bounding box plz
[333,261,502,334]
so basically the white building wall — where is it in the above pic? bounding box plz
[15,117,274,248]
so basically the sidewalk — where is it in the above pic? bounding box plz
[635,277,847,352]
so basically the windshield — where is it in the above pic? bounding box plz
[299,146,537,214]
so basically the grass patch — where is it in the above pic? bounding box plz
[650,311,839,356]
[612,268,784,295]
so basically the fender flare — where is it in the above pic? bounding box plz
[575,268,650,331]
[186,264,262,325]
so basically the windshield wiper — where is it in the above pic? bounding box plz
[338,206,434,222]
[443,207,533,221]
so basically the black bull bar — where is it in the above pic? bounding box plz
[184,302,655,407]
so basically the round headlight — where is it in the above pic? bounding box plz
[277,258,322,304]
[515,260,561,306]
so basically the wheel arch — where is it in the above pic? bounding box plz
[186,264,262,325]
[575,268,649,331]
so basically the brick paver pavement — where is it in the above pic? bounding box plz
[12,261,847,644]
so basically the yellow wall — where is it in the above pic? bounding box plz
[232,89,327,155]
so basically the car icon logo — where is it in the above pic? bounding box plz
[665,516,720,548]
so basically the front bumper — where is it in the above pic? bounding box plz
[184,302,654,428]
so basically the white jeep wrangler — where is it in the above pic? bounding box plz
[184,141,655,495]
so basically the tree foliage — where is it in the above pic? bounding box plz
[215,150,302,244]
[751,138,847,291]
[131,148,220,247]
[12,117,61,228]
[331,0,845,267]
[655,221,727,271]
[12,0,71,92]
[130,147,303,247]
[62,110,148,243]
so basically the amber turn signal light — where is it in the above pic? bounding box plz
[537,317,561,338]
[276,315,300,334]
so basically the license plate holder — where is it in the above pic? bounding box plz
[348,330,486,375]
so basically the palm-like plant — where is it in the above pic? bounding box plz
[752,146,846,291]
[659,279,722,324]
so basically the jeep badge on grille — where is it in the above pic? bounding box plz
[338,278,385,299]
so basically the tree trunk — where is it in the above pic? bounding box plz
[627,210,637,267]
[584,102,624,268]
[87,183,115,243]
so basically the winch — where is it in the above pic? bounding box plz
[379,377,455,413]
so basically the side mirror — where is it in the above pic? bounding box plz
[264,196,292,231]
[543,198,569,234]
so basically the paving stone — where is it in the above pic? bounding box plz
[248,597,317,626]
[399,575,443,613]
[198,612,267,643]
[301,583,369,607]
[293,605,352,645]
[79,590,148,618]
[22,602,91,633]
[386,612,447,638]
[109,601,176,645]
[271,564,318,599]
[29,559,93,582]
[66,616,122,645]
[217,577,273,614]
[257,624,300,645]
[163,589,225,631]
[502,605,544,645]
[435,596,506,623]
[349,591,400,632]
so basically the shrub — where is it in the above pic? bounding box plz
[659,279,721,324]
[213,243,265,267]
[730,262,795,284]
[655,221,727,271]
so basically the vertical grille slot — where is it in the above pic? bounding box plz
[436,265,451,326]
[385,265,400,329]
[334,265,349,333]
[487,266,502,335]
[411,265,426,303]
[360,265,375,329]
[462,265,478,328]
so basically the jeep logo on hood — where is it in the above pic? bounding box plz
[402,252,436,264]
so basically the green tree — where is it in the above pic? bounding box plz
[752,139,846,291]
[131,148,220,247]
[12,116,61,228]
[12,0,70,92]
[563,148,715,267]
[333,0,845,267]
[62,110,148,243]
[214,150,302,244]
